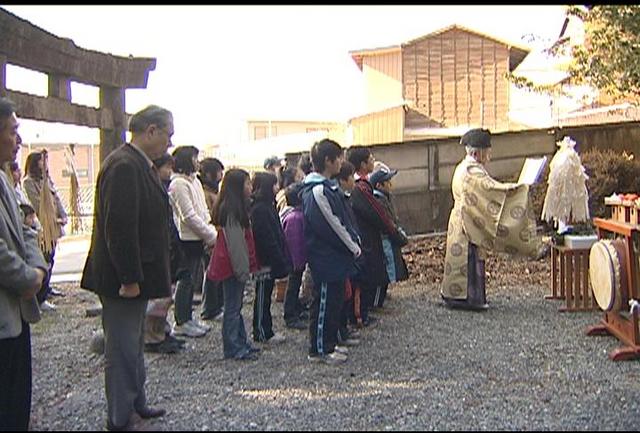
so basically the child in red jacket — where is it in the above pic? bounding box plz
[207,169,260,361]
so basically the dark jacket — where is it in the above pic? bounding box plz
[81,144,171,299]
[301,173,361,284]
[340,189,366,281]
[162,178,184,283]
[250,196,292,279]
[350,177,397,288]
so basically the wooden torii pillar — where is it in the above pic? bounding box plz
[0,8,156,163]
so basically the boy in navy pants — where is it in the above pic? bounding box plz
[301,139,361,365]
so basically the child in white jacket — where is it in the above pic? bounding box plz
[168,146,217,338]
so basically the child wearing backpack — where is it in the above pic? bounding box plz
[280,182,308,330]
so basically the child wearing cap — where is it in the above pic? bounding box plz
[370,163,409,306]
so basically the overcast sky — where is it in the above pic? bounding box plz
[3,5,567,148]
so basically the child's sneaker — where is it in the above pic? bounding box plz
[334,345,349,355]
[190,319,211,333]
[340,338,361,347]
[172,322,206,338]
[307,351,347,365]
[348,329,362,339]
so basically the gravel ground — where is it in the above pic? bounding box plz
[30,236,640,431]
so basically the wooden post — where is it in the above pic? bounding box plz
[466,33,471,125]
[48,74,71,101]
[0,55,6,97]
[427,40,431,116]
[453,31,458,126]
[480,38,485,128]
[99,86,125,163]
[439,36,444,124]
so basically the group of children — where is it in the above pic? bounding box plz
[205,139,409,364]
[9,139,409,365]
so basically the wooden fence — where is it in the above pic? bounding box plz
[287,120,640,235]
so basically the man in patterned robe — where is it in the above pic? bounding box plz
[441,128,541,311]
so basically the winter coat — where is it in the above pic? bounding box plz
[168,173,216,246]
[280,206,306,271]
[301,173,361,284]
[250,196,292,279]
[81,144,171,300]
[349,177,397,289]
[207,217,258,284]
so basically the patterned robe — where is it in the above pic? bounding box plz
[442,155,540,301]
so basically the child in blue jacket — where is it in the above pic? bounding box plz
[301,139,361,365]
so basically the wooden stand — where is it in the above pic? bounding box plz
[586,218,640,361]
[547,245,597,312]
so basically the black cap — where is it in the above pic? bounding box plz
[369,166,398,187]
[460,128,491,148]
[263,155,283,170]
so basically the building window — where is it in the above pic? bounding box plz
[254,125,278,140]
[255,126,267,140]
[306,127,329,134]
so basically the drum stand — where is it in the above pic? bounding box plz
[587,218,640,361]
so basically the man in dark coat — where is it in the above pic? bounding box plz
[81,105,174,431]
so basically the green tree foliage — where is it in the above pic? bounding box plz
[507,6,640,101]
[555,5,640,99]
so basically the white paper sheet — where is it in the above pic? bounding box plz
[518,156,548,185]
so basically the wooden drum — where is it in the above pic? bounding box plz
[589,239,629,312]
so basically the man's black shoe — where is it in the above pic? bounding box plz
[200,309,222,320]
[443,300,489,312]
[144,340,181,354]
[136,407,166,419]
[286,320,307,330]
[164,334,186,347]
[106,419,133,431]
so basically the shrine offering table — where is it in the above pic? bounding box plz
[547,245,597,312]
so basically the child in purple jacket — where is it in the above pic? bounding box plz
[279,182,308,329]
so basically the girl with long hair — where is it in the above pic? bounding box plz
[250,171,291,344]
[207,169,260,360]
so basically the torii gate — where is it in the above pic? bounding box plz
[0,8,156,163]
